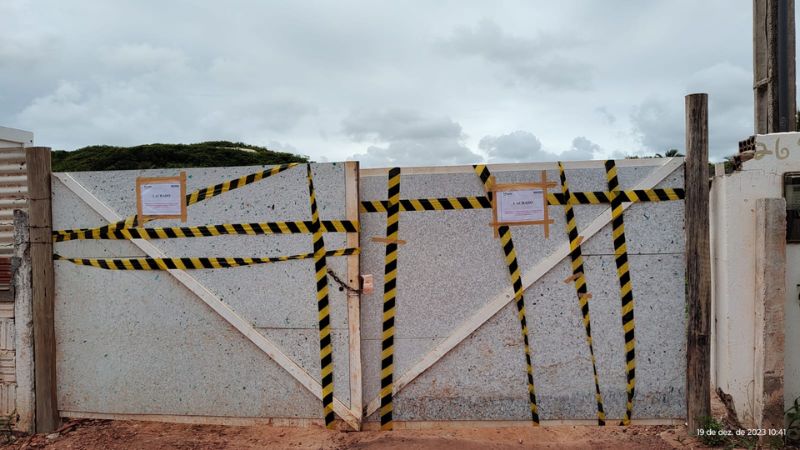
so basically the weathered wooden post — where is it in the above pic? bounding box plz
[26,147,59,432]
[753,0,796,133]
[685,94,710,434]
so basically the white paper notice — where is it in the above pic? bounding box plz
[140,182,182,216]
[497,189,545,223]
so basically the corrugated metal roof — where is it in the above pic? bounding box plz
[0,147,26,257]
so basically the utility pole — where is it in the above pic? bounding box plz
[753,0,796,133]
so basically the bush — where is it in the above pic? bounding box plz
[51,141,309,172]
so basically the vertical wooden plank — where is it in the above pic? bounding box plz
[25,147,59,432]
[684,94,710,435]
[344,161,363,428]
[753,0,796,132]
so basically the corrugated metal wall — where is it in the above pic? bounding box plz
[0,145,26,259]
[0,127,31,426]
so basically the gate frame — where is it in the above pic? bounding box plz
[43,162,364,431]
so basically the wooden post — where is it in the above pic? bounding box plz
[26,147,59,432]
[344,161,363,428]
[753,0,796,133]
[685,94,710,434]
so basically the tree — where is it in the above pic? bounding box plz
[654,149,684,158]
[51,141,309,171]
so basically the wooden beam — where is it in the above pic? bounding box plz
[60,411,684,429]
[685,93,711,435]
[363,157,684,417]
[53,172,361,430]
[359,158,677,177]
[26,147,59,432]
[360,418,685,430]
[344,161,363,428]
[753,0,796,133]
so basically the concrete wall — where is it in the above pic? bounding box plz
[359,160,685,422]
[51,163,354,421]
[48,158,687,424]
[711,132,800,427]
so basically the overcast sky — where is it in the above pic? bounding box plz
[0,1,765,165]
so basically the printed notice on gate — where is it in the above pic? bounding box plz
[497,189,545,223]
[140,182,182,215]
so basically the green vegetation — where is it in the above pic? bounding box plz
[788,396,800,445]
[51,141,309,172]
[697,416,728,447]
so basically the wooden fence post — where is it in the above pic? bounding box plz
[685,94,710,434]
[26,147,59,432]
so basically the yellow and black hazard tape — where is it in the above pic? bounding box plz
[187,163,301,206]
[473,164,540,424]
[380,167,401,430]
[53,220,359,241]
[558,162,606,426]
[604,160,637,426]
[53,247,358,270]
[359,188,684,213]
[54,163,301,240]
[305,164,336,429]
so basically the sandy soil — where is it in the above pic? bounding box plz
[0,395,787,450]
[0,420,709,450]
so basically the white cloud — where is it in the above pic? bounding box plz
[101,43,188,73]
[0,1,755,165]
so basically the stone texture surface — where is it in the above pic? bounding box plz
[359,162,685,421]
[53,163,352,418]
[51,160,686,422]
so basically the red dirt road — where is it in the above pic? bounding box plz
[1,420,709,450]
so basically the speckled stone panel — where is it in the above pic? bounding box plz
[360,163,685,421]
[53,163,352,417]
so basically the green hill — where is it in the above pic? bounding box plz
[51,141,309,171]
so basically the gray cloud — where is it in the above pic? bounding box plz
[595,107,616,125]
[0,1,755,165]
[438,19,591,89]
[562,136,600,160]
[345,109,481,167]
[631,62,751,159]
[630,97,683,154]
[343,109,462,142]
[479,131,600,163]
[479,130,542,163]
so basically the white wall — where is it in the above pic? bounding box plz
[711,132,800,426]
[0,126,32,148]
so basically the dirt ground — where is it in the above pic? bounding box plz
[0,395,790,450]
[1,420,705,450]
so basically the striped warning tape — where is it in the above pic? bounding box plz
[187,163,300,206]
[305,164,336,429]
[558,162,606,426]
[380,167,401,430]
[473,164,540,424]
[604,160,637,426]
[359,188,684,212]
[53,220,359,241]
[53,247,358,270]
[54,163,301,240]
